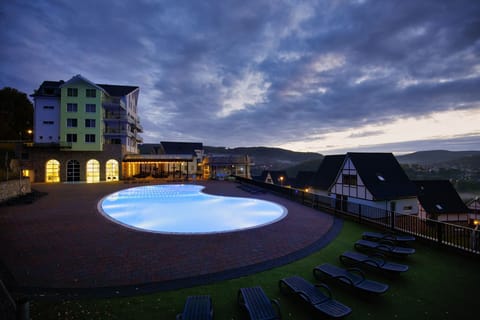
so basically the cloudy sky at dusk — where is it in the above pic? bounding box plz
[1,0,479,154]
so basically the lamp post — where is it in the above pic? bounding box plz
[279,176,284,186]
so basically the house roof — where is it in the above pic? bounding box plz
[31,75,138,98]
[258,170,288,184]
[292,171,315,189]
[60,74,107,94]
[415,180,470,214]
[347,152,417,200]
[138,143,161,154]
[311,154,345,190]
[31,81,64,97]
[97,84,139,97]
[160,141,203,155]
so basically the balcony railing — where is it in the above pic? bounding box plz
[235,176,480,255]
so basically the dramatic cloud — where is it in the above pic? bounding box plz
[1,0,479,154]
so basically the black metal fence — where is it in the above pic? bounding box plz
[235,176,480,255]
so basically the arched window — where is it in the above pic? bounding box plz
[106,159,119,181]
[86,159,100,183]
[67,160,80,182]
[45,159,60,183]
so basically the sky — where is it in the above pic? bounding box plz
[1,0,479,155]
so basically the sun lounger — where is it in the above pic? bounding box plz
[362,231,415,244]
[340,251,408,275]
[238,286,281,319]
[279,275,352,318]
[313,263,389,295]
[354,239,415,257]
[176,295,213,320]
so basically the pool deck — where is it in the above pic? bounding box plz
[0,180,341,299]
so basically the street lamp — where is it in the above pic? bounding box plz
[279,176,284,186]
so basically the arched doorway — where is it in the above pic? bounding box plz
[66,160,80,182]
[86,159,100,183]
[45,159,60,183]
[106,159,119,181]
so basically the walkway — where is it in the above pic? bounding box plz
[0,180,340,299]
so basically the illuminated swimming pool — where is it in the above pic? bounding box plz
[99,184,287,234]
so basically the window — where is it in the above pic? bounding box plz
[86,89,96,97]
[85,134,96,143]
[45,159,60,183]
[66,133,77,142]
[43,121,54,125]
[43,105,54,109]
[342,174,357,186]
[67,118,78,127]
[86,159,100,183]
[67,88,78,96]
[85,104,96,113]
[85,119,96,128]
[67,103,78,112]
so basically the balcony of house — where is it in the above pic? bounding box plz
[103,110,127,121]
[104,127,127,136]
[103,98,126,110]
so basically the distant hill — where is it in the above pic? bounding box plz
[396,150,480,165]
[204,146,323,176]
[284,158,323,177]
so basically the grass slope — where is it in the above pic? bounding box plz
[31,221,480,319]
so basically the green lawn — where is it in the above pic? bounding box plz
[31,221,480,319]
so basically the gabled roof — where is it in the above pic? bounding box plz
[60,74,107,94]
[97,84,139,97]
[292,171,315,189]
[311,155,345,190]
[258,170,288,184]
[415,180,470,214]
[347,152,417,200]
[160,141,203,155]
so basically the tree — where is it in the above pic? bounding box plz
[0,87,34,140]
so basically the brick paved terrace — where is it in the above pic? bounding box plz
[0,180,339,299]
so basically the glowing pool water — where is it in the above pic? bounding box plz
[99,184,287,234]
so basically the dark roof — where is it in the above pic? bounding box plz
[97,84,138,97]
[347,152,417,200]
[258,170,288,184]
[160,141,203,155]
[31,81,64,97]
[311,154,345,190]
[138,143,161,154]
[415,180,470,214]
[292,171,315,189]
[205,155,251,165]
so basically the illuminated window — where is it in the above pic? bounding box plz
[86,159,100,183]
[45,159,60,183]
[106,159,119,181]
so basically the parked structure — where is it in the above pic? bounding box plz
[26,74,142,182]
[415,180,471,223]
[257,170,289,186]
[311,153,418,215]
[202,154,252,179]
[126,142,204,180]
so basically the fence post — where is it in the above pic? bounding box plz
[390,210,395,231]
[437,222,444,244]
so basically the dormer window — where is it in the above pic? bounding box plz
[376,174,385,182]
[435,204,443,210]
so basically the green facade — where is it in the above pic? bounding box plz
[60,79,104,151]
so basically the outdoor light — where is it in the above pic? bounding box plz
[474,220,480,226]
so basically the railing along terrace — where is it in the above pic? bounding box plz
[234,176,480,255]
